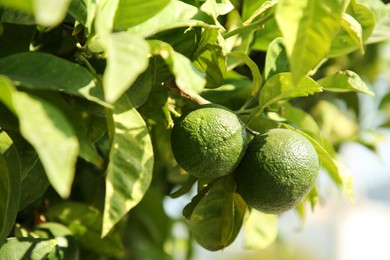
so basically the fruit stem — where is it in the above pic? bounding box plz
[163,81,211,105]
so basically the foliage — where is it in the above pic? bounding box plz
[1,0,390,258]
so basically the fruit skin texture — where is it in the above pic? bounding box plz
[234,128,319,214]
[171,104,247,179]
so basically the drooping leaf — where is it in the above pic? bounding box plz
[227,52,262,96]
[0,237,57,259]
[149,40,206,94]
[0,131,21,247]
[103,31,149,103]
[317,70,374,96]
[0,52,106,106]
[243,210,278,250]
[283,124,354,203]
[263,37,289,81]
[0,76,79,198]
[113,0,171,31]
[126,66,153,108]
[45,202,123,257]
[127,0,202,37]
[259,73,323,111]
[275,0,345,83]
[341,13,364,54]
[189,175,247,251]
[102,95,154,237]
[193,28,226,88]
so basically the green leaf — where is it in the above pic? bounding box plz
[282,103,323,144]
[113,0,171,31]
[242,0,278,26]
[341,13,364,54]
[0,76,79,198]
[283,124,354,203]
[127,0,203,37]
[263,37,289,81]
[45,202,123,257]
[103,31,149,103]
[189,176,246,251]
[126,67,153,108]
[68,0,87,25]
[102,95,154,237]
[365,1,390,44]
[0,52,106,106]
[200,0,234,27]
[227,52,262,96]
[275,0,345,83]
[243,210,278,250]
[317,70,374,96]
[259,73,323,111]
[0,9,35,24]
[19,160,49,211]
[0,131,21,247]
[149,40,206,94]
[0,237,57,259]
[193,28,226,88]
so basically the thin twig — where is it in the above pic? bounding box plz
[163,81,211,105]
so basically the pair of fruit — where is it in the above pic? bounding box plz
[171,104,320,214]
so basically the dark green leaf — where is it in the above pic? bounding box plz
[103,31,149,103]
[68,0,87,25]
[0,76,79,198]
[0,9,35,24]
[275,0,344,83]
[102,95,154,237]
[259,73,322,111]
[126,67,153,108]
[45,202,123,257]
[0,52,106,106]
[189,175,246,251]
[317,70,374,96]
[0,237,57,259]
[263,37,289,81]
[0,23,35,58]
[113,0,171,31]
[0,131,21,246]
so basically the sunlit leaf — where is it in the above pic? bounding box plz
[0,237,57,259]
[102,95,154,237]
[263,37,289,81]
[45,202,123,256]
[0,52,106,106]
[200,0,234,27]
[259,73,322,111]
[113,0,171,30]
[275,0,344,83]
[103,31,149,103]
[127,0,204,37]
[341,13,364,54]
[317,70,374,96]
[0,131,20,247]
[149,40,206,94]
[243,210,278,250]
[0,76,79,198]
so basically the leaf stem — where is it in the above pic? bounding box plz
[222,13,274,39]
[163,81,211,105]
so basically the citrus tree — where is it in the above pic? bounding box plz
[1,0,390,258]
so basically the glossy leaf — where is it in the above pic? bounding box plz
[127,0,201,37]
[317,70,374,96]
[0,76,79,198]
[193,28,226,88]
[149,40,206,94]
[103,31,149,103]
[68,0,87,25]
[341,13,364,53]
[0,52,106,106]
[243,210,278,250]
[45,202,123,257]
[0,131,20,247]
[0,237,57,259]
[259,73,323,111]
[275,0,344,83]
[263,37,289,81]
[283,124,354,203]
[102,95,154,237]
[189,176,246,251]
[113,0,171,30]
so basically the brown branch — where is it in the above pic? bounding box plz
[163,81,211,105]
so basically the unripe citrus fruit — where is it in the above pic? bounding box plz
[171,104,247,179]
[234,128,319,214]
